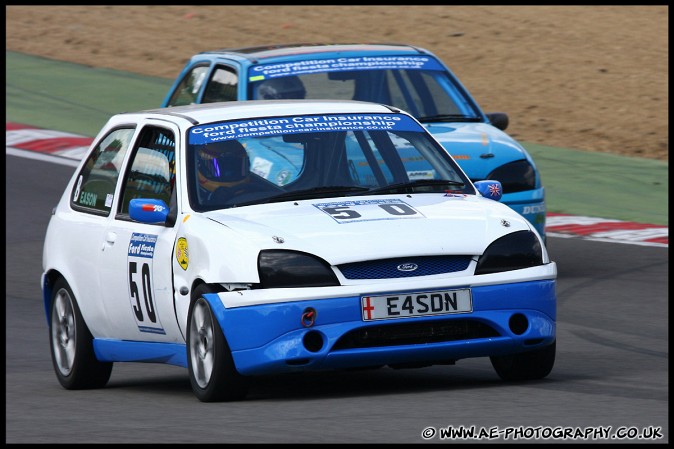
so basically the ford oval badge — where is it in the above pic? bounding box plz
[397,263,418,272]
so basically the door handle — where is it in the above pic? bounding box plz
[102,231,117,251]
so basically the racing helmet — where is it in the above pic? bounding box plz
[256,76,306,99]
[197,140,250,192]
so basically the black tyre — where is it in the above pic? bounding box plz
[49,278,113,389]
[490,341,556,381]
[187,286,249,402]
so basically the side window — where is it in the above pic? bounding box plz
[119,127,176,217]
[202,66,238,103]
[167,65,209,106]
[71,128,135,215]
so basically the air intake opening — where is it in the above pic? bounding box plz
[303,330,324,353]
[332,319,500,350]
[509,313,529,335]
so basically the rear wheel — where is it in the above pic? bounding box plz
[49,278,112,389]
[490,341,556,381]
[187,286,249,402]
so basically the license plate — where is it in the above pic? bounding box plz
[361,289,472,321]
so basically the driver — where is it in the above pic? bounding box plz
[256,76,306,100]
[196,140,252,202]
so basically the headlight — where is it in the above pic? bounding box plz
[486,160,536,193]
[475,230,543,275]
[257,250,340,288]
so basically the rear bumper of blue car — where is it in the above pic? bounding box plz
[208,279,556,376]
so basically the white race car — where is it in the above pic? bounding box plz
[42,100,557,402]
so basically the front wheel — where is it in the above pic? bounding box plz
[187,288,249,402]
[49,278,112,389]
[490,341,556,381]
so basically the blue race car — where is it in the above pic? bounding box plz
[162,43,547,240]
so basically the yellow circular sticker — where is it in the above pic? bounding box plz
[176,237,189,270]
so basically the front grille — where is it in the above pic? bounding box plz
[338,255,472,280]
[332,319,500,350]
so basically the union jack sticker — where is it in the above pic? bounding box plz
[488,184,501,197]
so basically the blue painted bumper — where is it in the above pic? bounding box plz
[207,279,556,376]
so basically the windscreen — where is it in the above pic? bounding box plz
[247,55,482,120]
[187,112,475,211]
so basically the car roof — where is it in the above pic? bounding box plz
[194,43,431,62]
[126,99,402,125]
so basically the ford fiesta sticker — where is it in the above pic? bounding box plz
[189,113,423,145]
[314,199,425,224]
[249,55,444,81]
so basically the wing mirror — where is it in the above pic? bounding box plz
[486,112,509,131]
[129,198,170,224]
[474,180,503,202]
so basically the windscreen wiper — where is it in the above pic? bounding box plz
[417,114,482,123]
[367,179,465,195]
[256,186,371,204]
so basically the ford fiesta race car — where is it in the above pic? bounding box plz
[42,100,557,402]
[162,43,547,240]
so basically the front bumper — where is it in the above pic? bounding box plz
[206,279,556,376]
